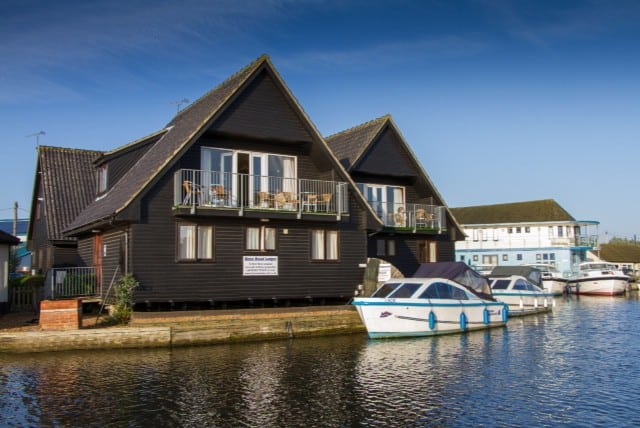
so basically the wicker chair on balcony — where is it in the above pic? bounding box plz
[182,180,201,205]
[415,208,434,228]
[282,192,298,210]
[318,193,333,212]
[210,185,228,206]
[302,193,318,212]
[394,206,406,227]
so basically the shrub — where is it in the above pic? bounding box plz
[18,275,45,288]
[111,274,139,325]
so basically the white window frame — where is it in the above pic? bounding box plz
[312,229,339,261]
[177,224,213,261]
[246,226,276,251]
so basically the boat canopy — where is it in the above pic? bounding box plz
[413,262,494,300]
[489,266,543,288]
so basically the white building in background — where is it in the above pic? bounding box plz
[450,199,599,277]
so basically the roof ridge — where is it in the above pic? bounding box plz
[455,199,557,210]
[166,54,269,126]
[38,145,103,154]
[325,114,391,140]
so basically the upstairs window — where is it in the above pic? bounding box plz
[97,165,108,193]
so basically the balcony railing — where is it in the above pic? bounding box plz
[174,169,349,216]
[51,267,99,299]
[369,201,447,231]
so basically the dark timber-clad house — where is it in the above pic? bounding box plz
[326,115,464,276]
[29,55,385,308]
[27,55,462,309]
[27,147,102,281]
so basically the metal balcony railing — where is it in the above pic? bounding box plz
[369,201,447,231]
[51,267,99,299]
[174,169,349,215]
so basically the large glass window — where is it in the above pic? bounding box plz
[388,283,422,298]
[202,147,296,206]
[311,230,338,261]
[178,224,213,261]
[246,226,276,251]
[356,183,405,225]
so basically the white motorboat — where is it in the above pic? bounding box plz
[525,263,569,295]
[352,262,508,339]
[567,262,629,296]
[488,274,555,317]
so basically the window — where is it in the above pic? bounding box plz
[516,227,521,233]
[557,226,564,237]
[356,183,405,225]
[502,254,508,261]
[178,224,213,261]
[312,229,338,260]
[508,228,513,234]
[376,239,396,256]
[517,254,523,261]
[491,279,510,290]
[246,226,276,251]
[419,282,468,300]
[525,226,531,233]
[372,283,401,298]
[389,283,422,298]
[97,165,108,193]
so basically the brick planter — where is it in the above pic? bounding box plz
[39,299,82,330]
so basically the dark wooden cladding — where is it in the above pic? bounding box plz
[129,171,367,303]
[102,139,156,192]
[212,69,314,143]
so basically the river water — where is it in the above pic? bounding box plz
[2,293,640,427]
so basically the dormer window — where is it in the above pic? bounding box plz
[97,165,108,193]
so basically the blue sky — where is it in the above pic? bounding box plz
[1,0,639,240]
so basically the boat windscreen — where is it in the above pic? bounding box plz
[491,279,510,290]
[371,282,402,298]
[388,283,422,298]
[413,262,494,299]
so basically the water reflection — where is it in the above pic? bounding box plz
[3,296,640,427]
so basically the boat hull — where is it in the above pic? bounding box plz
[541,279,568,296]
[491,291,554,316]
[567,277,628,296]
[352,299,507,339]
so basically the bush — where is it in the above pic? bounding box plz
[16,275,45,288]
[111,274,139,325]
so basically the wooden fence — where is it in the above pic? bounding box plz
[9,285,44,313]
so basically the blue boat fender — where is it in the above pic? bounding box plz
[428,310,437,330]
[483,308,490,325]
[459,312,468,331]
[502,305,509,322]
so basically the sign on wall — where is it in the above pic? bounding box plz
[378,263,391,282]
[243,255,279,276]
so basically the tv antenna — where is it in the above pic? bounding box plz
[26,131,46,148]
[171,98,189,113]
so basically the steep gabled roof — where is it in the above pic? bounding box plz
[450,199,575,225]
[0,229,20,245]
[65,55,268,233]
[30,146,102,241]
[599,243,640,263]
[326,115,465,236]
[325,115,389,170]
[65,55,382,234]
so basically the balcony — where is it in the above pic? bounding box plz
[50,267,100,299]
[369,201,447,233]
[174,169,349,219]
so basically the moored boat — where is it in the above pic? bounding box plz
[525,263,569,295]
[488,273,555,316]
[567,262,629,296]
[352,262,508,339]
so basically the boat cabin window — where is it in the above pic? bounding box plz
[491,279,510,290]
[513,279,530,290]
[388,283,423,298]
[419,282,468,300]
[372,283,402,298]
